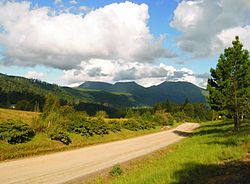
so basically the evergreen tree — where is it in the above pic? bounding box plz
[207,36,250,131]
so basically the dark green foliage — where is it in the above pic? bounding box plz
[0,120,35,144]
[109,164,123,176]
[47,126,71,145]
[15,100,33,111]
[89,118,109,136]
[107,120,122,132]
[153,99,212,122]
[123,119,142,131]
[207,36,250,130]
[123,118,155,131]
[75,102,125,118]
[68,117,108,137]
[68,119,94,136]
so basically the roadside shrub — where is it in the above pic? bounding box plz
[47,126,71,145]
[107,120,122,132]
[109,164,123,176]
[123,118,156,131]
[0,120,35,144]
[68,118,108,137]
[89,118,109,136]
[123,119,141,131]
[140,119,156,129]
[68,119,94,137]
[173,111,189,123]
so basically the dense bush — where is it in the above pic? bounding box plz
[68,117,108,137]
[107,120,122,132]
[47,126,71,145]
[0,120,35,144]
[123,118,156,131]
[123,119,141,131]
[89,118,109,135]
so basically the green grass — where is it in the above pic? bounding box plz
[0,127,162,161]
[86,120,249,184]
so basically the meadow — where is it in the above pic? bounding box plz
[0,108,39,124]
[85,120,249,184]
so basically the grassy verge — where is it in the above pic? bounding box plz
[0,127,162,161]
[85,120,249,184]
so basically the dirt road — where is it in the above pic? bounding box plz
[0,123,199,184]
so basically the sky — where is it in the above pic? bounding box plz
[0,0,250,88]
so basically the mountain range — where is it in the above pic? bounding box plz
[0,73,206,110]
[79,80,206,105]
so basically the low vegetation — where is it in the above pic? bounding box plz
[0,120,35,144]
[109,164,123,177]
[0,90,213,161]
[86,120,249,184]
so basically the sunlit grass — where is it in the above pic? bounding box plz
[0,108,39,124]
[85,121,249,184]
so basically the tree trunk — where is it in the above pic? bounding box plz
[234,116,239,131]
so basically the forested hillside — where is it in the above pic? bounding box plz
[0,73,136,115]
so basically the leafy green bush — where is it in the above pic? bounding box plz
[123,119,141,131]
[109,164,123,176]
[107,120,122,132]
[47,126,71,145]
[123,118,156,131]
[140,119,156,129]
[87,118,109,136]
[69,119,94,137]
[0,120,35,144]
[68,117,108,137]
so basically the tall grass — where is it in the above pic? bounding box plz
[0,108,39,124]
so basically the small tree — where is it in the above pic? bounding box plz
[207,36,250,131]
[42,93,60,118]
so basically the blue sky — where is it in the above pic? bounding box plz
[0,0,249,87]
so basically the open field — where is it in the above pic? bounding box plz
[0,108,39,124]
[85,120,250,184]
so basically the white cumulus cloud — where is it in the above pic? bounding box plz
[0,1,175,70]
[62,60,208,88]
[171,0,250,57]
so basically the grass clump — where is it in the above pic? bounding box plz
[109,164,123,177]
